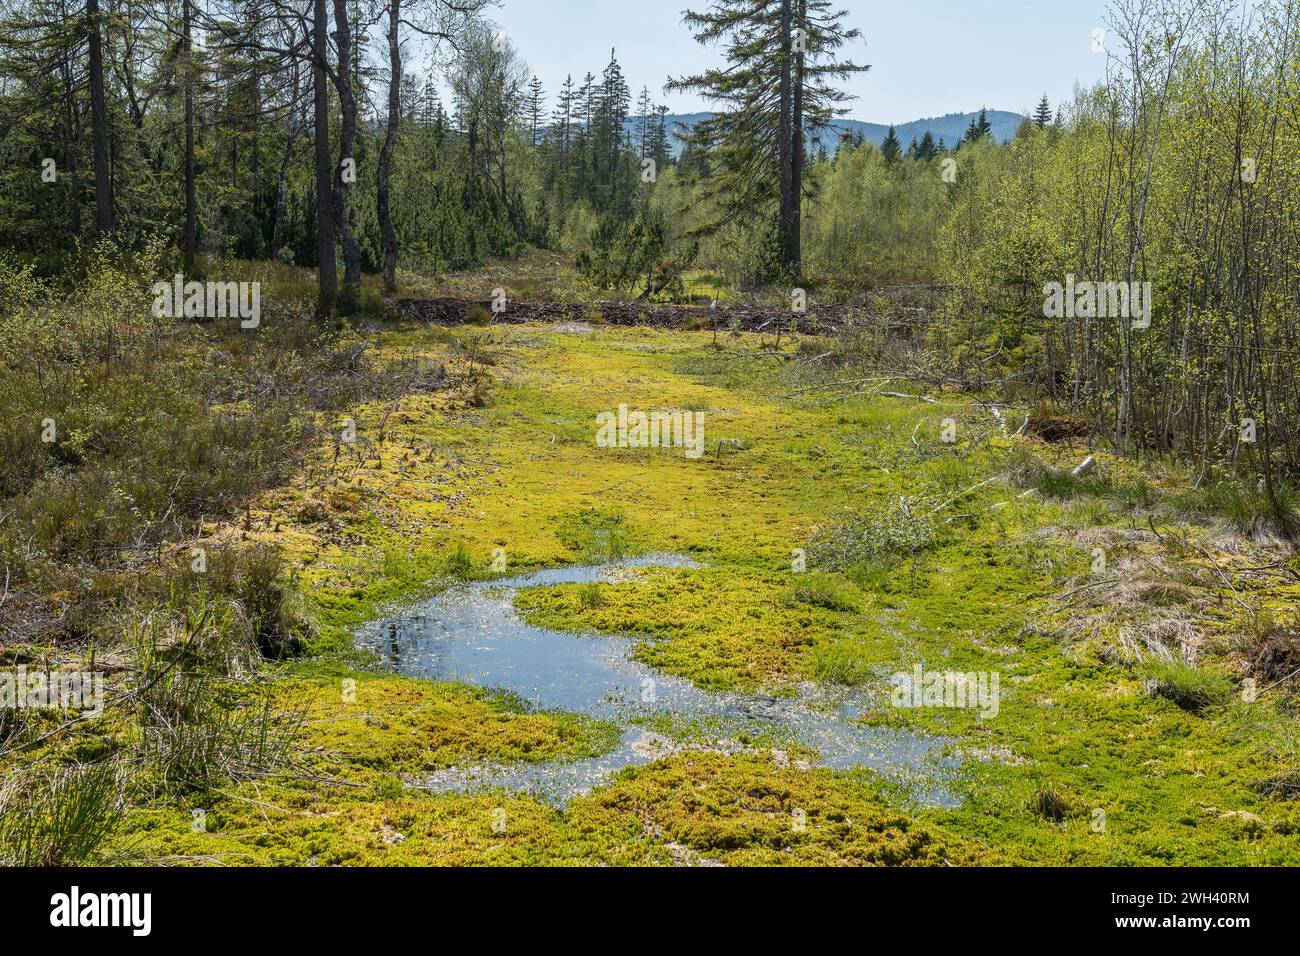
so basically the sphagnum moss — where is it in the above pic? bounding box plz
[107,314,1300,866]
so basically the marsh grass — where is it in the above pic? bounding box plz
[1027,776,1075,822]
[0,761,125,866]
[787,571,863,612]
[127,590,305,796]
[554,508,635,562]
[577,582,604,609]
[1008,448,1298,539]
[1144,661,1236,714]
[1171,480,1300,540]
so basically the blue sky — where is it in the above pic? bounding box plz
[484,0,1111,123]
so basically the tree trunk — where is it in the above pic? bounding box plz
[377,0,401,293]
[312,0,337,317]
[776,0,795,278]
[87,0,114,234]
[182,0,197,270]
[60,23,81,235]
[332,0,363,313]
[790,0,805,279]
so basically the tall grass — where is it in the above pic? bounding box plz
[0,761,125,866]
[132,617,304,796]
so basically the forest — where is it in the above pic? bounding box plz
[0,0,1298,880]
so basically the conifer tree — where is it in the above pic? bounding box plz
[669,0,867,278]
[881,125,901,164]
[1033,93,1052,128]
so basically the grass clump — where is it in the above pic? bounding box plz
[577,582,604,609]
[1171,479,1299,540]
[553,508,635,562]
[0,761,125,866]
[787,571,863,612]
[132,616,305,796]
[1143,661,1236,714]
[1027,776,1076,823]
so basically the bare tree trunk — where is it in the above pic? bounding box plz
[312,0,337,317]
[332,0,363,313]
[377,0,401,292]
[87,0,114,234]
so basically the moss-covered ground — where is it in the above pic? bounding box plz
[62,261,1300,865]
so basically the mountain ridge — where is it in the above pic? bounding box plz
[628,109,1028,156]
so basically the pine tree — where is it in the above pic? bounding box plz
[526,75,545,147]
[594,50,631,212]
[916,130,936,160]
[1033,93,1052,129]
[635,86,653,159]
[422,75,438,128]
[958,107,991,149]
[550,74,576,195]
[646,104,673,170]
[881,125,901,164]
[669,0,868,277]
[574,72,597,202]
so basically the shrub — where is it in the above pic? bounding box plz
[807,504,940,570]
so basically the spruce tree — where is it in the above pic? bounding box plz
[669,0,868,278]
[1033,93,1052,128]
[917,130,936,160]
[526,75,545,147]
[881,125,901,164]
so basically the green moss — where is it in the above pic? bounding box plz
[516,566,843,692]
[570,753,977,866]
[21,265,1298,866]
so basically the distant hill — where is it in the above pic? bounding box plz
[627,110,1027,157]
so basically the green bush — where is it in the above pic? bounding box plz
[807,505,940,570]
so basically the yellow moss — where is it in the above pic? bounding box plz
[125,277,1299,866]
[280,669,620,775]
